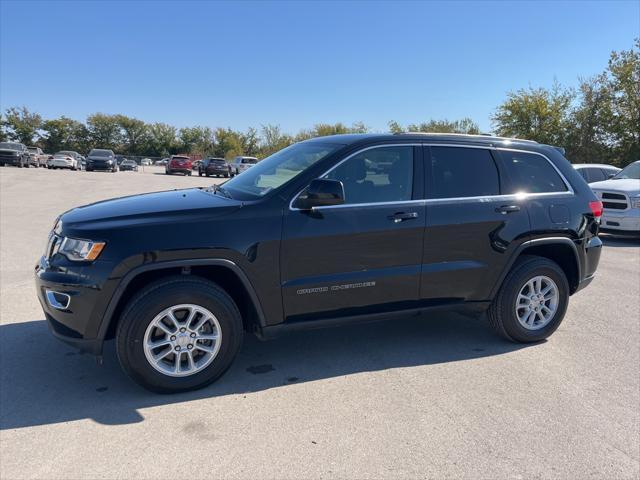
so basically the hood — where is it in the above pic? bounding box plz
[60,188,242,233]
[589,178,640,194]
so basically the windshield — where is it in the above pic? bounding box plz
[0,142,22,150]
[613,162,640,180]
[27,147,38,152]
[56,151,75,157]
[222,142,342,200]
[89,150,113,157]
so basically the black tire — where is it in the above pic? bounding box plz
[198,170,203,176]
[224,173,229,178]
[116,276,243,393]
[488,255,569,343]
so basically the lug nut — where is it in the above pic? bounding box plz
[175,346,181,351]
[170,335,176,341]
[180,327,186,333]
[190,332,196,338]
[187,344,193,349]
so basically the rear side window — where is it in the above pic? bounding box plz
[427,147,500,199]
[500,151,567,194]
[586,168,607,183]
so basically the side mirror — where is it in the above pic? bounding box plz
[295,178,345,210]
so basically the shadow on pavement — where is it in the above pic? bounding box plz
[600,235,640,247]
[0,312,532,430]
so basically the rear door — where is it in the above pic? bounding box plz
[280,144,425,320]
[421,145,530,302]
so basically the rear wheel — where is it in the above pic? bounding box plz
[488,256,569,343]
[116,276,243,393]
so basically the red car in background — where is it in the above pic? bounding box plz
[165,155,193,175]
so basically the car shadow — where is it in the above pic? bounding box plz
[0,312,533,430]
[600,235,640,247]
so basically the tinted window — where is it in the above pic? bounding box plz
[428,147,499,199]
[501,152,567,193]
[576,168,589,181]
[325,146,413,204]
[586,168,606,183]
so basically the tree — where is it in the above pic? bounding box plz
[40,116,89,153]
[147,122,177,157]
[260,124,293,156]
[3,106,42,144]
[179,126,214,156]
[605,39,640,166]
[491,83,574,145]
[388,118,480,135]
[116,115,148,155]
[87,113,122,150]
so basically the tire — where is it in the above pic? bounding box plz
[488,255,569,343]
[198,170,203,176]
[224,173,229,178]
[187,171,192,176]
[116,276,243,393]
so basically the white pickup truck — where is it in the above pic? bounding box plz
[590,160,640,236]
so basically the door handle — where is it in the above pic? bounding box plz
[496,205,521,214]
[388,212,419,223]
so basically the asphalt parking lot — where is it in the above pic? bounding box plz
[1,166,639,479]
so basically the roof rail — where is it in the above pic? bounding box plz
[394,132,538,144]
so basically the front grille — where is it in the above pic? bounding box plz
[603,202,627,210]
[602,192,626,201]
[46,234,62,259]
[596,191,628,211]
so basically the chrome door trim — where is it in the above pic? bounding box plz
[288,143,574,211]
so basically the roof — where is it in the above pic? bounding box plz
[572,163,621,169]
[307,132,546,150]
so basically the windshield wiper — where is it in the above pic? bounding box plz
[212,184,232,199]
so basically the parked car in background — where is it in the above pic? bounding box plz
[165,155,192,175]
[590,160,640,236]
[155,158,169,166]
[199,158,230,177]
[27,146,47,167]
[115,155,127,166]
[141,158,152,166]
[86,149,117,172]
[119,159,139,172]
[0,142,30,167]
[573,164,621,184]
[49,151,81,170]
[230,156,258,176]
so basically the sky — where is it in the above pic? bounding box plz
[1,0,638,134]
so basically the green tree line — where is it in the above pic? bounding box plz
[1,41,637,166]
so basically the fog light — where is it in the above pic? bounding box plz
[45,290,71,310]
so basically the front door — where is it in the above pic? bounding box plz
[280,145,425,320]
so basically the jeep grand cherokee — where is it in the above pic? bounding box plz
[35,133,603,393]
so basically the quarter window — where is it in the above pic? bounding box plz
[586,168,607,183]
[325,146,414,204]
[501,152,568,193]
[427,147,500,199]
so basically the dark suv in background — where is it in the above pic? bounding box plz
[86,149,117,172]
[199,158,231,177]
[36,133,603,393]
[0,142,30,167]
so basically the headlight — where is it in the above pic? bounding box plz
[59,237,105,261]
[631,196,640,209]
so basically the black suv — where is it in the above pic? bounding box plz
[36,134,603,393]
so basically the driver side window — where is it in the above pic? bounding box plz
[324,146,414,205]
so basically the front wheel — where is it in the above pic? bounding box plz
[488,256,569,343]
[116,276,243,393]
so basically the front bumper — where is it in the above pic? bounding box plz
[35,256,114,355]
[50,160,74,168]
[600,209,640,234]
[86,162,115,170]
[0,155,20,165]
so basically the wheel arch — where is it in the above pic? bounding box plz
[100,259,267,343]
[491,237,581,299]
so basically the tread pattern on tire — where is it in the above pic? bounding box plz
[488,255,566,342]
[115,275,243,393]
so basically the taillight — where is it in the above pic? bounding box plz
[589,200,603,218]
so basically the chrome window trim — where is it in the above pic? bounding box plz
[289,143,574,211]
[289,143,421,211]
